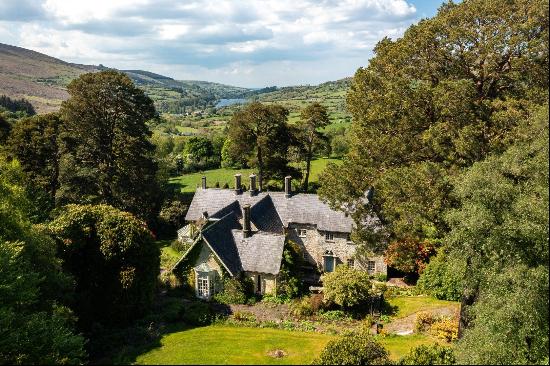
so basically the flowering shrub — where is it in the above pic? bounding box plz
[384,238,436,274]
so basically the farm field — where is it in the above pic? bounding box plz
[169,158,342,193]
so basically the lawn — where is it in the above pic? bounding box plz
[377,334,436,361]
[169,158,342,193]
[134,325,333,365]
[386,296,460,319]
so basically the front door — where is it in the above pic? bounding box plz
[324,256,335,272]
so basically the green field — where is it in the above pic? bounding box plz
[169,158,342,193]
[134,325,333,365]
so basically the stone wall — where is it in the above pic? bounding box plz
[287,224,387,275]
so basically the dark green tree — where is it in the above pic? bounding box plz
[319,0,549,251]
[297,103,330,191]
[57,71,159,221]
[226,102,298,190]
[184,136,213,163]
[48,204,160,328]
[0,156,86,364]
[7,113,61,212]
[0,114,10,144]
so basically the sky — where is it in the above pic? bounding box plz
[0,0,443,87]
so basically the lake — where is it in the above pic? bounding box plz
[215,98,247,108]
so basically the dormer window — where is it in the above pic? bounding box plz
[325,232,334,242]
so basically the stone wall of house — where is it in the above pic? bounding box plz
[247,271,276,295]
[287,224,387,275]
[195,242,224,294]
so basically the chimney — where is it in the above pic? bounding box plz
[201,176,207,189]
[234,174,242,194]
[249,174,257,195]
[242,204,251,238]
[284,176,292,198]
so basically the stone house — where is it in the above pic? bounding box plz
[178,174,386,300]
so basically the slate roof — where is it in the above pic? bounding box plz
[200,211,284,276]
[185,188,363,233]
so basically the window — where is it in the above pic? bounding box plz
[197,276,210,298]
[367,261,376,273]
[347,258,355,268]
[325,232,334,241]
[298,229,307,238]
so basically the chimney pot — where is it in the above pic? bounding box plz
[234,174,242,194]
[242,204,251,238]
[284,176,292,198]
[249,174,257,195]
[201,176,207,189]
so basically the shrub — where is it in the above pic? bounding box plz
[399,344,456,365]
[182,302,214,326]
[157,298,185,323]
[233,311,256,322]
[385,238,436,274]
[319,310,349,321]
[374,273,388,282]
[430,317,458,342]
[322,265,372,309]
[213,275,254,305]
[416,250,465,301]
[159,271,182,290]
[312,329,390,365]
[414,312,436,333]
[290,297,314,317]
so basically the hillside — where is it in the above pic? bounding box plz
[0,43,98,113]
[0,42,350,116]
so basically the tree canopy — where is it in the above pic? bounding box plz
[58,70,159,221]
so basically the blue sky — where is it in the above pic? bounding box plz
[0,0,443,87]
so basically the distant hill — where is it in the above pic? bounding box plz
[0,43,98,113]
[0,42,351,115]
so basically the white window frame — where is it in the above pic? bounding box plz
[197,275,210,298]
[367,261,376,273]
[325,232,334,242]
[298,229,307,238]
[347,258,355,268]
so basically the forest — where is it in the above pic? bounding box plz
[0,0,548,364]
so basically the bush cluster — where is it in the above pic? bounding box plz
[398,344,456,365]
[213,275,254,305]
[312,328,390,365]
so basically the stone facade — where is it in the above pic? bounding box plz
[287,223,387,275]
[192,241,277,298]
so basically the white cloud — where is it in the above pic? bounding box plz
[0,0,430,86]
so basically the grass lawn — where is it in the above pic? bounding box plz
[377,334,436,361]
[169,158,342,193]
[134,325,333,365]
[386,296,460,319]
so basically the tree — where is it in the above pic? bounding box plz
[399,344,456,365]
[313,329,389,365]
[226,102,297,190]
[0,95,36,116]
[384,237,436,274]
[0,114,10,144]
[444,104,549,363]
[321,265,372,309]
[0,156,86,364]
[7,113,61,212]
[319,0,549,252]
[184,136,213,163]
[297,103,330,191]
[48,204,160,328]
[58,71,159,221]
